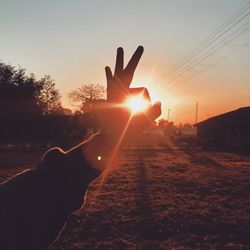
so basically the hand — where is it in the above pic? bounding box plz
[103,46,162,141]
[105,46,144,102]
[84,46,162,171]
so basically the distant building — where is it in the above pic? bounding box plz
[143,127,165,136]
[177,126,197,137]
[195,107,250,153]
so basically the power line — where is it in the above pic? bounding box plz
[167,21,249,83]
[179,40,250,84]
[166,43,249,91]
[162,2,249,79]
[165,15,249,82]
[161,2,250,82]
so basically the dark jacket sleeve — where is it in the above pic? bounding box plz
[0,144,101,250]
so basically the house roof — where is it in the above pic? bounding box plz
[195,107,250,128]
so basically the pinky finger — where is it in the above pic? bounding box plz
[105,66,112,81]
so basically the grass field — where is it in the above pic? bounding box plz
[1,148,250,249]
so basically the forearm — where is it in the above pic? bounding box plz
[0,135,103,250]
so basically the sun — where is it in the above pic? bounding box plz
[125,95,150,114]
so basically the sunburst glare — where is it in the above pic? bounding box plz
[125,95,150,114]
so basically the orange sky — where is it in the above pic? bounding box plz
[0,0,249,124]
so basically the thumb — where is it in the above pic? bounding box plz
[147,102,162,121]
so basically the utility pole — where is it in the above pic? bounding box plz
[167,109,170,122]
[195,101,198,124]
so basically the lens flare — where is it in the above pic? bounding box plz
[125,95,150,114]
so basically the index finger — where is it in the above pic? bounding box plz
[124,46,144,77]
[128,87,151,102]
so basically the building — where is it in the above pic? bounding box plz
[195,107,250,153]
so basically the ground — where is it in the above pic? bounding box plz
[0,148,250,249]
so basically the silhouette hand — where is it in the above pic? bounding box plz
[103,46,162,141]
[105,46,144,102]
[84,46,161,170]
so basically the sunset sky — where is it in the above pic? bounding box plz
[1,0,249,124]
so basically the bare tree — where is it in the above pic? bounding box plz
[68,83,106,112]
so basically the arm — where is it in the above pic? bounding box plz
[0,46,161,250]
[0,134,103,250]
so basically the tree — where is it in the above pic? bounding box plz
[0,62,62,116]
[158,118,169,128]
[68,84,106,131]
[68,83,106,112]
[37,75,62,115]
[0,63,42,115]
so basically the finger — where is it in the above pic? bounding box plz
[142,88,151,102]
[128,87,151,102]
[105,66,112,81]
[124,46,144,78]
[147,102,162,121]
[114,47,124,76]
[133,101,161,127]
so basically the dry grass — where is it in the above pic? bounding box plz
[1,148,250,249]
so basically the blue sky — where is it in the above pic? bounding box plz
[0,0,249,123]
